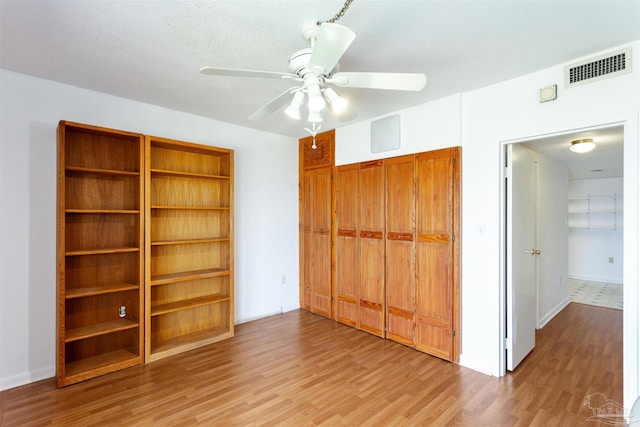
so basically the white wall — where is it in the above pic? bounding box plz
[0,70,300,390]
[569,178,624,283]
[335,41,640,409]
[535,151,570,327]
[336,94,462,165]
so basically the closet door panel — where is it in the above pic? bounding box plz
[299,130,334,318]
[358,161,385,337]
[359,238,385,336]
[416,149,455,361]
[385,155,416,346]
[300,173,313,310]
[310,168,333,318]
[335,164,359,327]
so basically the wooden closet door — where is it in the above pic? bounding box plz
[300,172,313,310]
[310,168,333,318]
[415,147,460,361]
[385,155,416,346]
[358,160,385,337]
[335,164,359,327]
[299,131,334,318]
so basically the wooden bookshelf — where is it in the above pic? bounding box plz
[57,121,145,387]
[145,136,234,362]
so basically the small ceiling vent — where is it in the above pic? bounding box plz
[565,47,632,88]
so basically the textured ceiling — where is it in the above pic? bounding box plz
[1,0,639,141]
[0,1,636,179]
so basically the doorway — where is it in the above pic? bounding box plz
[502,123,624,371]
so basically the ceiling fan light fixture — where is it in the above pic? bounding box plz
[308,110,323,123]
[306,82,326,112]
[570,138,596,153]
[324,87,348,115]
[284,91,304,120]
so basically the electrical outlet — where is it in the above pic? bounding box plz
[281,275,287,285]
[609,257,614,263]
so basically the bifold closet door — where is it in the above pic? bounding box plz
[299,130,334,318]
[415,147,460,361]
[385,155,416,346]
[335,164,359,328]
[305,167,333,319]
[358,160,385,337]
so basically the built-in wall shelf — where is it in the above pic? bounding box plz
[568,193,623,230]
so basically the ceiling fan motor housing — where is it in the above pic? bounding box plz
[288,48,313,77]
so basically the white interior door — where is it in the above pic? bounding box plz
[506,143,539,371]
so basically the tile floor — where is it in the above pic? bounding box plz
[569,278,623,310]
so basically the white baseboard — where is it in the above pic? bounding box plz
[538,296,572,329]
[0,366,54,391]
[569,274,623,285]
[235,304,300,325]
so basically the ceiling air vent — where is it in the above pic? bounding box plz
[565,47,632,88]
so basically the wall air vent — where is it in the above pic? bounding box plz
[565,47,632,88]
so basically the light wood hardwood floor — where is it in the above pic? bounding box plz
[0,303,622,426]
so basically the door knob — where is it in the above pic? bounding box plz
[525,249,542,255]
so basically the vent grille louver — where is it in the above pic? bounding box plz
[565,47,632,88]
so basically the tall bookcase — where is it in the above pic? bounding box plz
[57,121,145,387]
[145,136,234,362]
[57,122,235,385]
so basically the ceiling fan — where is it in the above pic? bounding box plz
[200,22,427,125]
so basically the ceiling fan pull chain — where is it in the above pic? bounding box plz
[318,0,355,25]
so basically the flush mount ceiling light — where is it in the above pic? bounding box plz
[570,138,596,153]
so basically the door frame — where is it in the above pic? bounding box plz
[498,116,638,410]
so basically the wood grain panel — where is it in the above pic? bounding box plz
[64,252,138,291]
[150,242,230,276]
[301,230,312,311]
[417,242,452,321]
[310,168,333,318]
[65,213,139,252]
[150,175,230,208]
[358,156,385,336]
[151,208,230,241]
[335,163,358,325]
[65,173,139,211]
[150,145,229,176]
[336,164,358,229]
[359,161,385,232]
[151,276,229,306]
[416,148,458,361]
[417,151,452,235]
[335,236,358,327]
[64,128,141,172]
[150,303,231,354]
[385,155,415,346]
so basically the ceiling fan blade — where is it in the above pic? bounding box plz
[200,66,296,80]
[248,87,299,121]
[308,23,356,76]
[330,72,427,91]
